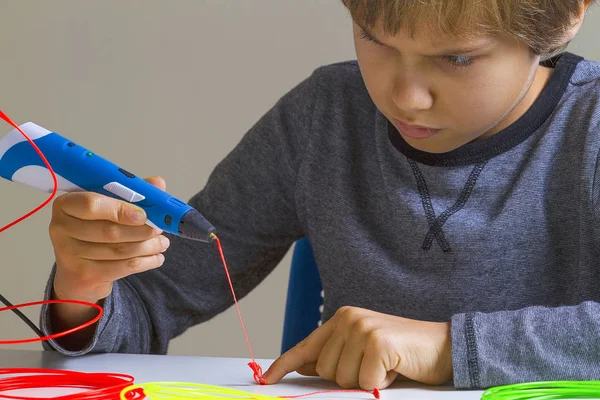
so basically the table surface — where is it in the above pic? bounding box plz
[0,349,485,399]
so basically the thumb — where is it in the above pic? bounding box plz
[145,176,166,191]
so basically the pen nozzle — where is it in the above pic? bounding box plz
[178,209,216,242]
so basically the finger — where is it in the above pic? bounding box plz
[57,213,158,243]
[83,253,166,282]
[263,319,337,384]
[296,362,318,376]
[359,337,398,390]
[379,371,398,390]
[58,191,147,226]
[69,235,170,261]
[315,327,347,382]
[145,176,166,191]
[299,364,409,381]
[335,330,366,388]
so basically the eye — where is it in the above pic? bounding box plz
[442,55,474,68]
[358,28,383,46]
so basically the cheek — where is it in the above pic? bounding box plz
[356,54,394,110]
[440,64,532,129]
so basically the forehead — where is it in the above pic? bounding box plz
[357,21,498,54]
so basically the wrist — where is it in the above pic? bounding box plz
[50,284,105,326]
[437,321,454,383]
[52,271,109,305]
[51,287,103,305]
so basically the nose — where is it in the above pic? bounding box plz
[392,67,434,113]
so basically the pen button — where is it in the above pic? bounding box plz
[168,197,186,207]
[103,181,145,203]
[119,168,136,178]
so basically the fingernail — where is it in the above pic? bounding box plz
[155,228,163,235]
[160,236,170,250]
[158,254,165,265]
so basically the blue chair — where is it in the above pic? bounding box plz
[281,237,323,354]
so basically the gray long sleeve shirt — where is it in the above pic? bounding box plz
[40,51,600,389]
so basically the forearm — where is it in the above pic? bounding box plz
[451,301,600,389]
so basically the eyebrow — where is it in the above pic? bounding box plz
[433,42,493,56]
[358,25,492,56]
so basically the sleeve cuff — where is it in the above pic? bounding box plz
[451,312,481,389]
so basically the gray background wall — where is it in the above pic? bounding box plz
[0,1,598,359]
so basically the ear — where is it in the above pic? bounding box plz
[563,0,594,42]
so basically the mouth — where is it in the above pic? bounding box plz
[393,118,441,140]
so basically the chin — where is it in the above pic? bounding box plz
[404,136,464,154]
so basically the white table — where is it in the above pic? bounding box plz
[0,349,485,399]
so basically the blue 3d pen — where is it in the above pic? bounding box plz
[0,122,216,242]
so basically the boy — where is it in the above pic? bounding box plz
[41,0,600,391]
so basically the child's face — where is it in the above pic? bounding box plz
[353,22,553,154]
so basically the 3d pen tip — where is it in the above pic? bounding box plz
[178,209,216,243]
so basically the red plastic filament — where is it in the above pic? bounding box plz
[0,299,103,345]
[0,368,143,400]
[0,110,58,233]
[213,235,267,385]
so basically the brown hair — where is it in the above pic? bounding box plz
[341,0,595,59]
